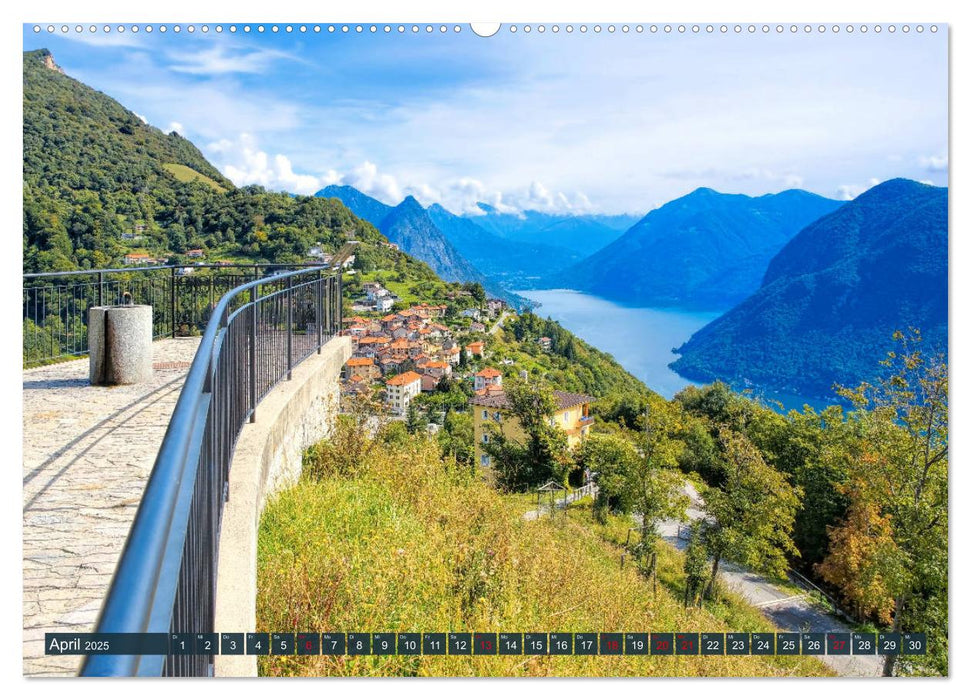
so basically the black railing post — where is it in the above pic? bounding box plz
[249,286,257,424]
[336,273,343,335]
[97,271,104,307]
[170,266,177,338]
[286,276,293,380]
[316,269,323,353]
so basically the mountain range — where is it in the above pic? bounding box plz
[317,185,637,290]
[425,204,581,287]
[553,187,844,310]
[671,178,948,396]
[465,203,638,257]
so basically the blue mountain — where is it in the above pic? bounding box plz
[552,187,844,310]
[671,178,948,397]
[426,204,581,288]
[466,203,637,256]
[317,185,528,307]
[318,184,391,225]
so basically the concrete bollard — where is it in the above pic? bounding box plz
[89,305,154,385]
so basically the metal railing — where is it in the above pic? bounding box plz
[22,263,329,367]
[78,267,342,677]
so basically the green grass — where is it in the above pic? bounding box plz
[256,424,831,677]
[563,503,805,634]
[162,162,227,192]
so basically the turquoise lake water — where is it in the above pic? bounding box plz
[517,288,827,412]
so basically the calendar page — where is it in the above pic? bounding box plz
[21,12,948,681]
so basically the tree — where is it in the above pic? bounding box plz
[575,434,639,521]
[816,486,906,624]
[745,403,854,570]
[629,398,690,579]
[700,428,802,598]
[482,379,571,490]
[462,282,486,305]
[438,410,474,467]
[832,331,948,676]
[405,402,427,435]
[683,525,709,608]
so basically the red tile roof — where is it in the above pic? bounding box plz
[386,371,423,387]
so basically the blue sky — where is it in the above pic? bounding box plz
[23,24,948,214]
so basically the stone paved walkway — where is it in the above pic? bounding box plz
[22,338,201,676]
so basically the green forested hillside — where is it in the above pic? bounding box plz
[22,49,387,272]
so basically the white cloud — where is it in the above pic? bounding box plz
[662,167,805,191]
[134,113,147,124]
[836,178,884,201]
[920,155,948,172]
[166,121,184,135]
[166,46,291,76]
[836,184,864,201]
[211,133,338,195]
[343,161,404,204]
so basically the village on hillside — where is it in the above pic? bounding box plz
[338,282,587,470]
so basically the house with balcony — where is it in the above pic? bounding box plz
[474,367,503,393]
[471,389,595,474]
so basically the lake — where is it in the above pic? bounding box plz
[516,289,828,412]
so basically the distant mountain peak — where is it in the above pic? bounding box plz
[855,177,938,202]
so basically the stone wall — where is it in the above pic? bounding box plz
[213,336,351,676]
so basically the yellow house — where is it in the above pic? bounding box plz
[471,389,595,474]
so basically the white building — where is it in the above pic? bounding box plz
[474,367,503,392]
[385,371,422,415]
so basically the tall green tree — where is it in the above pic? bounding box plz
[405,402,427,435]
[629,398,690,579]
[683,525,709,608]
[482,380,571,491]
[700,428,802,597]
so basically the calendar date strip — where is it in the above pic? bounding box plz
[46,631,926,656]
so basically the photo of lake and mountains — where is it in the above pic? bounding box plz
[22,22,947,678]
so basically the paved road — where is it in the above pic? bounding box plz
[489,310,511,335]
[657,483,885,677]
[22,338,200,676]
